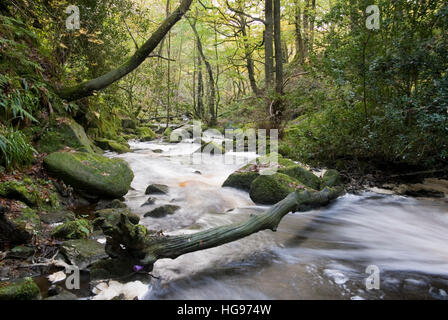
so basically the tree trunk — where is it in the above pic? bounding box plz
[264,0,274,122]
[272,0,284,129]
[96,187,344,271]
[190,20,217,126]
[58,0,193,101]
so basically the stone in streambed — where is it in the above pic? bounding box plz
[249,173,308,205]
[222,171,260,192]
[144,205,180,218]
[145,184,169,195]
[141,197,156,207]
[43,151,134,199]
[95,138,131,154]
[60,239,108,270]
[95,199,127,211]
[40,210,76,224]
[7,245,34,259]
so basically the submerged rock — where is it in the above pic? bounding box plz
[0,278,41,300]
[141,197,156,207]
[145,184,169,195]
[144,204,180,218]
[60,239,108,270]
[44,151,134,199]
[249,173,306,205]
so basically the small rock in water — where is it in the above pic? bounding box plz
[152,149,163,154]
[144,204,180,218]
[141,197,156,207]
[193,170,202,175]
[92,280,148,300]
[145,184,169,195]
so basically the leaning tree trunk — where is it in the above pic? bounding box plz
[58,0,193,101]
[95,187,344,271]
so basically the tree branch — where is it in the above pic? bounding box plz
[58,0,193,101]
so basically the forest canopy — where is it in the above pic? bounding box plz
[0,0,447,171]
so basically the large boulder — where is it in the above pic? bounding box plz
[249,173,307,205]
[0,278,41,300]
[37,118,101,154]
[43,151,134,199]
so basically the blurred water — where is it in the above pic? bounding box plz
[107,139,448,300]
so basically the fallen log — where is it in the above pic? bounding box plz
[94,187,344,271]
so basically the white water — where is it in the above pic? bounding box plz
[107,139,448,300]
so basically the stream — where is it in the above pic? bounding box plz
[104,136,448,300]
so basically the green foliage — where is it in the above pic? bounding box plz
[0,126,35,170]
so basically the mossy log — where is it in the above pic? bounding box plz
[95,187,344,271]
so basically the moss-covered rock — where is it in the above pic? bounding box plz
[136,127,156,142]
[94,208,140,226]
[0,205,32,245]
[43,151,134,199]
[321,169,342,188]
[144,204,180,218]
[278,165,321,190]
[13,204,40,235]
[60,239,108,270]
[249,173,307,205]
[0,180,39,207]
[7,245,34,259]
[37,118,100,154]
[39,210,76,224]
[0,278,40,300]
[52,219,93,240]
[95,138,131,154]
[222,171,260,191]
[95,199,127,211]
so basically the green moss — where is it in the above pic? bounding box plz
[321,169,342,188]
[37,118,99,154]
[249,173,306,205]
[52,219,93,240]
[195,141,226,154]
[222,171,260,191]
[43,151,134,199]
[95,138,131,154]
[0,180,39,207]
[136,127,156,141]
[278,165,321,190]
[13,205,40,234]
[0,278,41,300]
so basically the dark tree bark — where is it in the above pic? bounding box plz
[190,20,217,126]
[58,0,193,101]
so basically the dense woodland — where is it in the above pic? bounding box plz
[0,0,447,300]
[0,0,446,172]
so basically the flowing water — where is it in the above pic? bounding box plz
[106,137,448,300]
